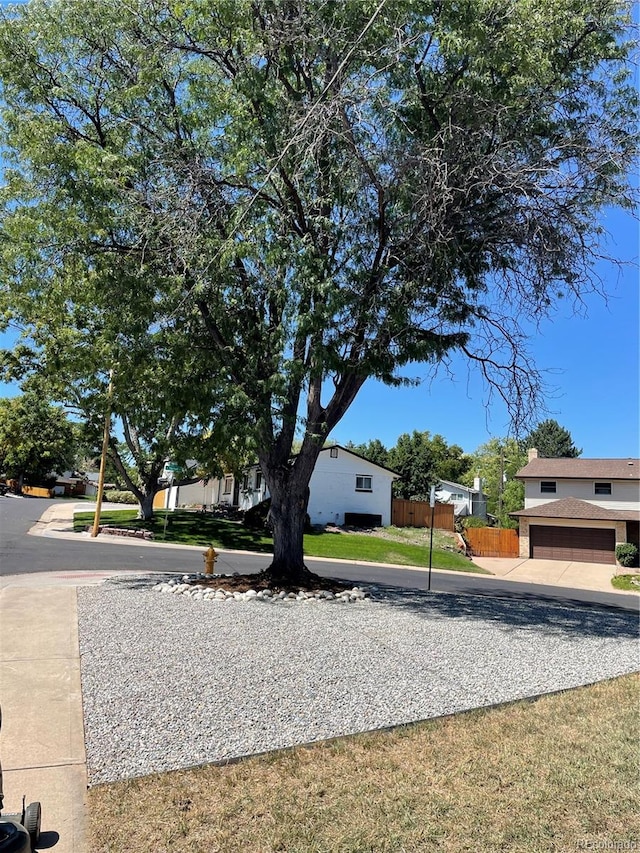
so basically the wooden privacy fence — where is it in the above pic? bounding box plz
[465,527,520,558]
[391,499,455,531]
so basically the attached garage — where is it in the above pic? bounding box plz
[530,525,615,564]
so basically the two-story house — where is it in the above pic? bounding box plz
[512,449,640,564]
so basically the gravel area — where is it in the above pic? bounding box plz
[77,575,640,785]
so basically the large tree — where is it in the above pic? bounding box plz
[524,419,582,458]
[387,430,470,499]
[1,287,232,519]
[0,391,76,488]
[0,0,636,582]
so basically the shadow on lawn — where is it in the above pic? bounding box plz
[97,510,274,553]
[358,581,640,641]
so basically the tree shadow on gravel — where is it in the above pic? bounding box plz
[97,574,639,642]
[359,582,640,640]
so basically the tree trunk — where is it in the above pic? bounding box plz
[138,489,155,521]
[259,449,320,586]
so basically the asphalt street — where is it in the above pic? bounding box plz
[1,495,638,612]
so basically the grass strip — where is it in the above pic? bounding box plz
[73,509,484,572]
[612,574,640,592]
[88,674,640,853]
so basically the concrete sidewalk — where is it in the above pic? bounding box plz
[0,571,130,853]
[471,555,628,594]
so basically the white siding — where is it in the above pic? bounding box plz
[307,449,395,526]
[524,479,640,511]
[166,447,396,526]
[436,484,473,516]
[167,480,218,510]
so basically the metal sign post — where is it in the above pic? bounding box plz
[162,473,174,539]
[428,485,436,591]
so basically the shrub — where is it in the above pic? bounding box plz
[461,516,486,529]
[615,543,639,568]
[243,498,311,532]
[104,489,137,504]
[243,498,272,529]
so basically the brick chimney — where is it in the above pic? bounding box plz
[528,448,539,461]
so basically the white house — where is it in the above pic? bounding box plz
[436,478,486,519]
[164,445,399,527]
[511,449,640,564]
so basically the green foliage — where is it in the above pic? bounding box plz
[387,431,470,500]
[611,574,640,591]
[0,391,76,483]
[524,420,582,458]
[104,490,137,505]
[461,516,486,529]
[347,440,390,469]
[464,438,527,519]
[615,543,639,569]
[0,0,635,573]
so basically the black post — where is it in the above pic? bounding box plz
[428,490,436,591]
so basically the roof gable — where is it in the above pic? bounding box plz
[437,479,478,494]
[319,445,400,477]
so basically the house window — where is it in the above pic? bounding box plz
[356,475,372,492]
[594,482,612,495]
[540,481,556,494]
[223,475,233,494]
[450,492,465,501]
[330,447,338,458]
[241,474,249,490]
[255,470,262,490]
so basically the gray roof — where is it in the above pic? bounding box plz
[516,458,640,481]
[511,497,640,522]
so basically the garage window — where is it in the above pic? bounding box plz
[594,482,611,495]
[540,481,556,493]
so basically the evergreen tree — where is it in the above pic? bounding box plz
[524,420,582,458]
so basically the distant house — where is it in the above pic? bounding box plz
[511,449,640,564]
[163,445,400,527]
[52,476,86,497]
[436,478,486,519]
[83,472,117,497]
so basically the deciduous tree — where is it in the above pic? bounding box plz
[0,391,76,488]
[0,0,635,580]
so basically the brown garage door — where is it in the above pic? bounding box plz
[530,525,615,564]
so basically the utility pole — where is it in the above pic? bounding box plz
[91,369,114,538]
[498,446,505,527]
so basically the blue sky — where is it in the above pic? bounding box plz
[332,207,639,457]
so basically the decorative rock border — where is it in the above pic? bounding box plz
[153,573,372,603]
[90,526,154,540]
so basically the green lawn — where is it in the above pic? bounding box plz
[74,509,486,573]
[611,574,640,592]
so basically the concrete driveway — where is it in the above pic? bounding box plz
[471,555,627,593]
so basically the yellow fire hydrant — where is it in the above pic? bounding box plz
[203,545,218,575]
